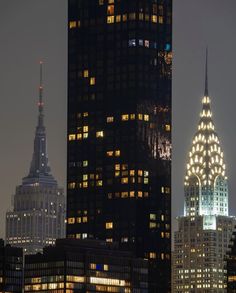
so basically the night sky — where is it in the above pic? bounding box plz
[0,0,236,239]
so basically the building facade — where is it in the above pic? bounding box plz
[226,229,236,292]
[67,1,172,292]
[6,63,65,254]
[172,57,236,293]
[0,239,23,293]
[24,238,148,292]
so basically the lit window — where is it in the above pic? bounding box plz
[144,178,149,184]
[144,114,149,121]
[83,70,89,78]
[77,20,81,27]
[161,215,165,221]
[130,114,136,120]
[149,252,156,259]
[138,170,143,176]
[83,126,89,132]
[130,170,135,176]
[69,134,76,141]
[83,112,89,117]
[138,114,143,120]
[106,238,113,242]
[115,164,120,170]
[96,180,103,186]
[152,15,158,23]
[121,192,128,198]
[83,160,88,167]
[96,131,104,138]
[108,0,114,3]
[83,216,88,223]
[115,150,120,157]
[122,14,127,21]
[83,133,88,139]
[68,182,76,189]
[150,214,156,220]
[83,182,88,188]
[139,13,144,20]
[76,217,81,223]
[144,40,149,48]
[150,222,157,228]
[77,133,82,140]
[130,191,135,197]
[121,114,129,121]
[138,191,143,198]
[90,263,96,269]
[128,39,136,47]
[121,177,128,184]
[116,15,121,22]
[68,218,75,224]
[90,77,96,85]
[107,151,113,157]
[69,21,76,29]
[106,222,113,229]
[107,116,114,123]
[83,174,88,181]
[104,264,109,271]
[165,124,171,131]
[159,16,164,24]
[99,0,104,5]
[107,16,115,24]
[107,5,114,15]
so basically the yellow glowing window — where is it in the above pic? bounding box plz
[144,178,149,184]
[144,171,149,177]
[123,14,127,21]
[107,5,114,15]
[77,20,81,27]
[138,191,143,198]
[115,171,120,177]
[150,214,156,220]
[161,187,165,193]
[77,133,82,140]
[106,238,113,242]
[161,214,165,221]
[115,150,120,157]
[116,15,121,22]
[138,114,143,120]
[107,151,113,157]
[139,13,144,20]
[129,13,136,20]
[161,253,165,260]
[83,133,88,139]
[130,114,136,120]
[121,114,129,121]
[83,126,89,134]
[83,160,88,167]
[83,174,88,181]
[165,124,171,131]
[159,16,164,24]
[96,180,103,186]
[138,170,143,176]
[107,16,115,24]
[96,131,104,138]
[130,170,135,176]
[83,70,89,78]
[83,216,88,223]
[90,77,96,85]
[99,0,104,5]
[77,217,82,223]
[69,21,76,29]
[152,15,158,23]
[165,187,170,194]
[150,222,157,228]
[130,191,135,197]
[121,192,128,198]
[83,112,89,117]
[90,263,96,269]
[121,177,128,184]
[115,164,120,170]
[108,0,114,3]
[68,182,76,189]
[144,114,149,121]
[69,134,76,141]
[161,232,165,238]
[149,252,156,259]
[83,182,88,188]
[106,222,113,229]
[68,218,75,224]
[107,116,114,123]
[104,264,109,271]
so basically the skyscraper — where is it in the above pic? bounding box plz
[6,63,65,254]
[67,1,172,292]
[172,54,236,293]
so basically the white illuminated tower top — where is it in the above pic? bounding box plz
[184,51,228,226]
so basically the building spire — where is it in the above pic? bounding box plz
[204,48,209,97]
[38,61,44,127]
[22,63,57,186]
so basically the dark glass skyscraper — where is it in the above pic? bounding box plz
[67,1,172,291]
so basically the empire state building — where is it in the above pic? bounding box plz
[172,54,236,293]
[6,63,65,254]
